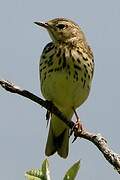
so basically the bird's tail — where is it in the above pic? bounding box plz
[45,115,69,158]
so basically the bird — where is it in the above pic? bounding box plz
[34,18,94,158]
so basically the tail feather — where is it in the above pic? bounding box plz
[45,122,56,156]
[57,128,69,158]
[45,121,69,158]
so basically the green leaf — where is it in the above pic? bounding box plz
[42,159,51,180]
[63,160,80,180]
[25,159,51,180]
[25,169,43,180]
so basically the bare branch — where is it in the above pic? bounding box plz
[0,79,120,174]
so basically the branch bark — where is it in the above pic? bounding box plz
[0,79,120,174]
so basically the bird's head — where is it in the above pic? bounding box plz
[34,18,85,43]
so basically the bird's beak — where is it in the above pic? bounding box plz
[34,22,49,29]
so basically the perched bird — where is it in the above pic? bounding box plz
[34,18,94,158]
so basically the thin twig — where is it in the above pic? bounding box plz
[0,79,120,174]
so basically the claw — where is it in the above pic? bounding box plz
[72,135,77,143]
[69,128,73,137]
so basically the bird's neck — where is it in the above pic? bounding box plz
[54,37,86,49]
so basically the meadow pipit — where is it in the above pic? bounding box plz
[35,18,94,158]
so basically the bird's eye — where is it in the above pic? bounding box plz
[56,24,66,29]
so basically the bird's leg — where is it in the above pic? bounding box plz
[73,108,83,131]
[70,108,83,143]
[45,100,53,127]
[46,110,51,127]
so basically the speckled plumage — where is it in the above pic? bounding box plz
[35,18,94,158]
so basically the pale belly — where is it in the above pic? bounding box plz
[41,70,90,115]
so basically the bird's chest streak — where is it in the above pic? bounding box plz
[40,57,91,110]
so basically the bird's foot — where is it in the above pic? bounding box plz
[71,119,83,143]
[70,108,83,143]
